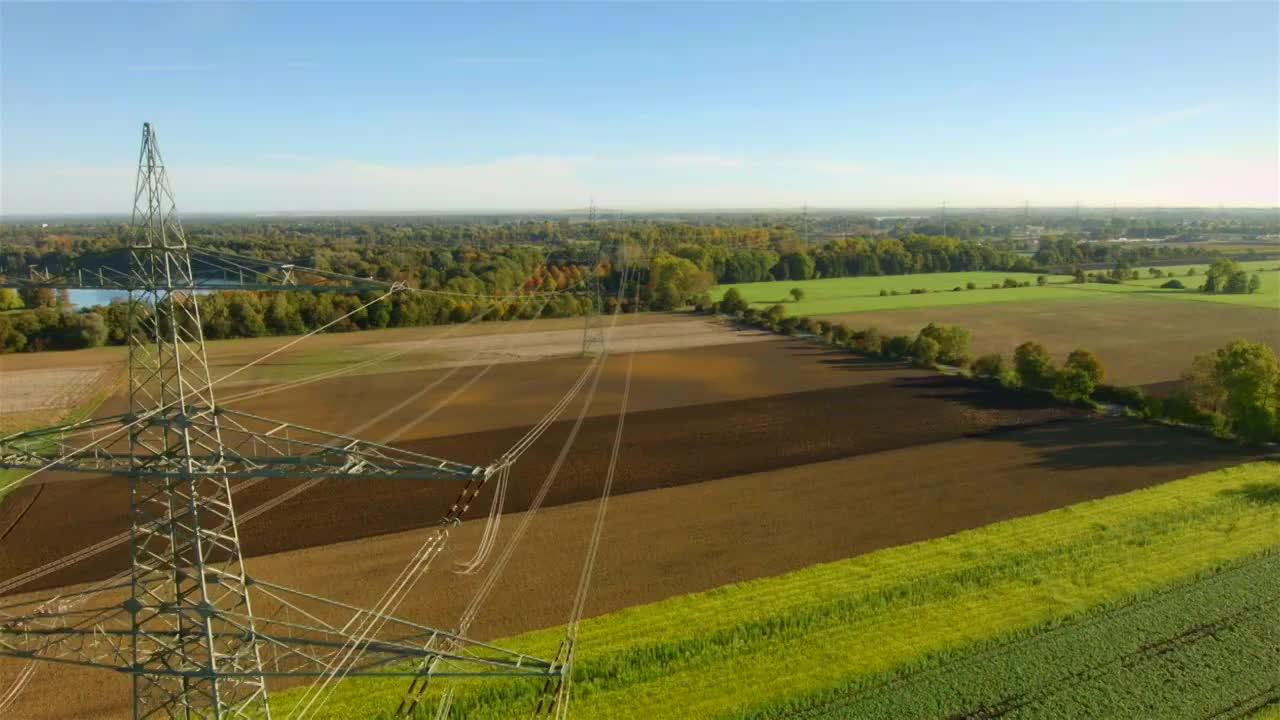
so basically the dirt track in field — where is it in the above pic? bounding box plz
[818,296,1280,387]
[0,417,1258,720]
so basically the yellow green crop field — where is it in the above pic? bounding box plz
[267,461,1280,719]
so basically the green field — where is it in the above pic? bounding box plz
[713,271,1077,315]
[268,461,1280,719]
[714,262,1279,315]
[782,552,1280,719]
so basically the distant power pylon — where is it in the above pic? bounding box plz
[0,123,560,718]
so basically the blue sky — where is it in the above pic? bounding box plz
[3,2,1277,213]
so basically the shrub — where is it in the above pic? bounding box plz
[912,336,941,366]
[1014,341,1056,389]
[966,281,977,290]
[1158,392,1220,428]
[720,287,749,314]
[1065,348,1106,384]
[830,323,852,345]
[860,327,882,354]
[953,286,962,292]
[1036,275,1048,286]
[883,335,913,359]
[918,322,973,366]
[799,317,822,335]
[1161,278,1186,289]
[909,288,928,295]
[1053,367,1096,403]
[790,287,805,303]
[971,353,1007,380]
[1093,384,1149,413]
[990,283,1001,290]
[777,316,801,335]
[879,289,889,296]
[765,303,787,323]
[1002,278,1020,288]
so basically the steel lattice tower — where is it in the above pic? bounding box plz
[0,123,560,719]
[122,123,270,717]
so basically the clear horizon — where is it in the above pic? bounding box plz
[3,2,1277,214]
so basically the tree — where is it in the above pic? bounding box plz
[1036,275,1048,286]
[0,288,23,310]
[1211,339,1280,442]
[917,322,972,366]
[720,287,749,315]
[76,312,109,348]
[1203,257,1241,293]
[1065,348,1105,384]
[1110,260,1132,281]
[1161,278,1186,289]
[764,303,787,324]
[1072,268,1087,284]
[912,335,941,366]
[966,281,978,290]
[19,287,57,309]
[1013,341,1056,389]
[789,287,805,303]
[861,328,883,354]
[1053,367,1096,403]
[649,252,712,310]
[971,353,1007,380]
[1002,277,1020,288]
[1247,273,1263,294]
[1225,270,1250,294]
[883,334,912,358]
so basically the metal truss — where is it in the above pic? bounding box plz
[0,123,558,719]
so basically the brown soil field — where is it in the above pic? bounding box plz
[818,295,1280,387]
[0,311,699,376]
[0,417,1258,720]
[0,348,1075,593]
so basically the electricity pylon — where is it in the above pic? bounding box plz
[581,200,607,357]
[0,123,558,718]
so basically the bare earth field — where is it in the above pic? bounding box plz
[818,295,1280,387]
[0,315,1265,719]
[0,417,1257,720]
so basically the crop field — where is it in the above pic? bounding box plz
[0,311,1266,719]
[819,294,1280,386]
[256,461,1280,719]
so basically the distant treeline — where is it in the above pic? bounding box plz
[0,220,1237,353]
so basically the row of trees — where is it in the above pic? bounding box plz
[717,296,1278,445]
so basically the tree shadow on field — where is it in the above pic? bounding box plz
[1221,480,1280,506]
[892,374,1064,412]
[978,418,1261,472]
[785,345,909,373]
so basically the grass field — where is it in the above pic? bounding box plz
[713,271,1076,315]
[713,262,1279,315]
[267,461,1280,719]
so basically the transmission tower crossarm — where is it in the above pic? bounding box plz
[0,409,486,481]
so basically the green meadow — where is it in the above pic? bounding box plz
[713,261,1279,315]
